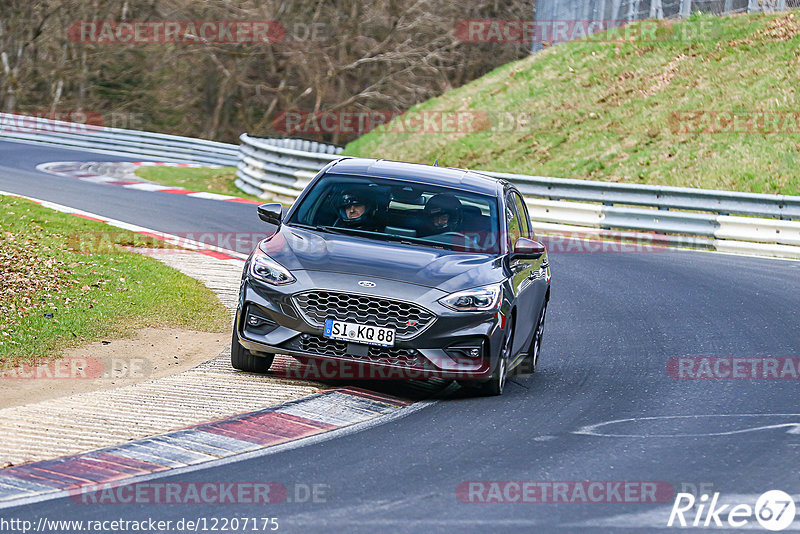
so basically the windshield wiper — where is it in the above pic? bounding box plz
[286,223,348,235]
[317,225,366,236]
[379,233,446,249]
[291,224,448,250]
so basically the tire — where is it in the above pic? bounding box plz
[231,328,274,373]
[525,298,548,374]
[460,321,513,396]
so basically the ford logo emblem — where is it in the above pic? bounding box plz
[358,280,376,288]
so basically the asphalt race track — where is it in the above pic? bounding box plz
[1,139,799,533]
[0,141,266,254]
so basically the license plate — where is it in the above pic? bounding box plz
[323,319,395,347]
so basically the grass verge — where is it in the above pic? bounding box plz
[133,166,263,202]
[345,12,800,195]
[0,195,230,366]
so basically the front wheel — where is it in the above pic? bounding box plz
[231,328,274,373]
[460,323,512,396]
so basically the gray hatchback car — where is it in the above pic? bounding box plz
[232,158,550,395]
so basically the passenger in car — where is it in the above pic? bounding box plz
[419,194,464,236]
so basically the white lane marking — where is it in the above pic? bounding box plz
[122,183,173,191]
[36,161,242,202]
[0,190,248,260]
[187,191,238,201]
[574,414,800,438]
[132,161,222,168]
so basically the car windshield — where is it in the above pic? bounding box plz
[287,174,501,254]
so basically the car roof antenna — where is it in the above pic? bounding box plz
[433,158,439,166]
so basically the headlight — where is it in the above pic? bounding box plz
[439,283,502,312]
[249,251,295,285]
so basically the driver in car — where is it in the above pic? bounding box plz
[334,186,383,232]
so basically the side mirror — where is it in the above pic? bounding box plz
[257,203,283,226]
[512,237,545,259]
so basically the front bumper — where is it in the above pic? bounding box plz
[234,272,507,381]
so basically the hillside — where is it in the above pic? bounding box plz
[344,13,800,195]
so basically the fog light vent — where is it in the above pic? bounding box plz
[244,306,278,334]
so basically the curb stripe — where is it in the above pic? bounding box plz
[0,389,410,505]
[160,430,259,454]
[196,249,239,260]
[6,466,87,487]
[225,197,261,204]
[158,188,196,195]
[0,475,54,493]
[31,460,127,483]
[337,387,414,407]
[105,447,187,469]
[0,471,65,490]
[72,213,107,223]
[201,424,296,447]
[78,457,155,477]
[36,161,262,206]
[146,435,232,457]
[85,452,168,473]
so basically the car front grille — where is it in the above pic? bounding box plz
[292,290,435,339]
[282,334,430,369]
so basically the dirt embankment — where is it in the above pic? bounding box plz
[0,328,226,409]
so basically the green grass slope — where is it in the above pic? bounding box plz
[345,13,800,195]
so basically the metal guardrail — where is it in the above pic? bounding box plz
[2,110,796,259]
[235,134,342,198]
[236,135,800,259]
[0,112,238,166]
[485,171,800,220]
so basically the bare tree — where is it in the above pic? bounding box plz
[0,0,533,143]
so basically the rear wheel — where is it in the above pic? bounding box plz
[231,328,274,373]
[526,299,548,374]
